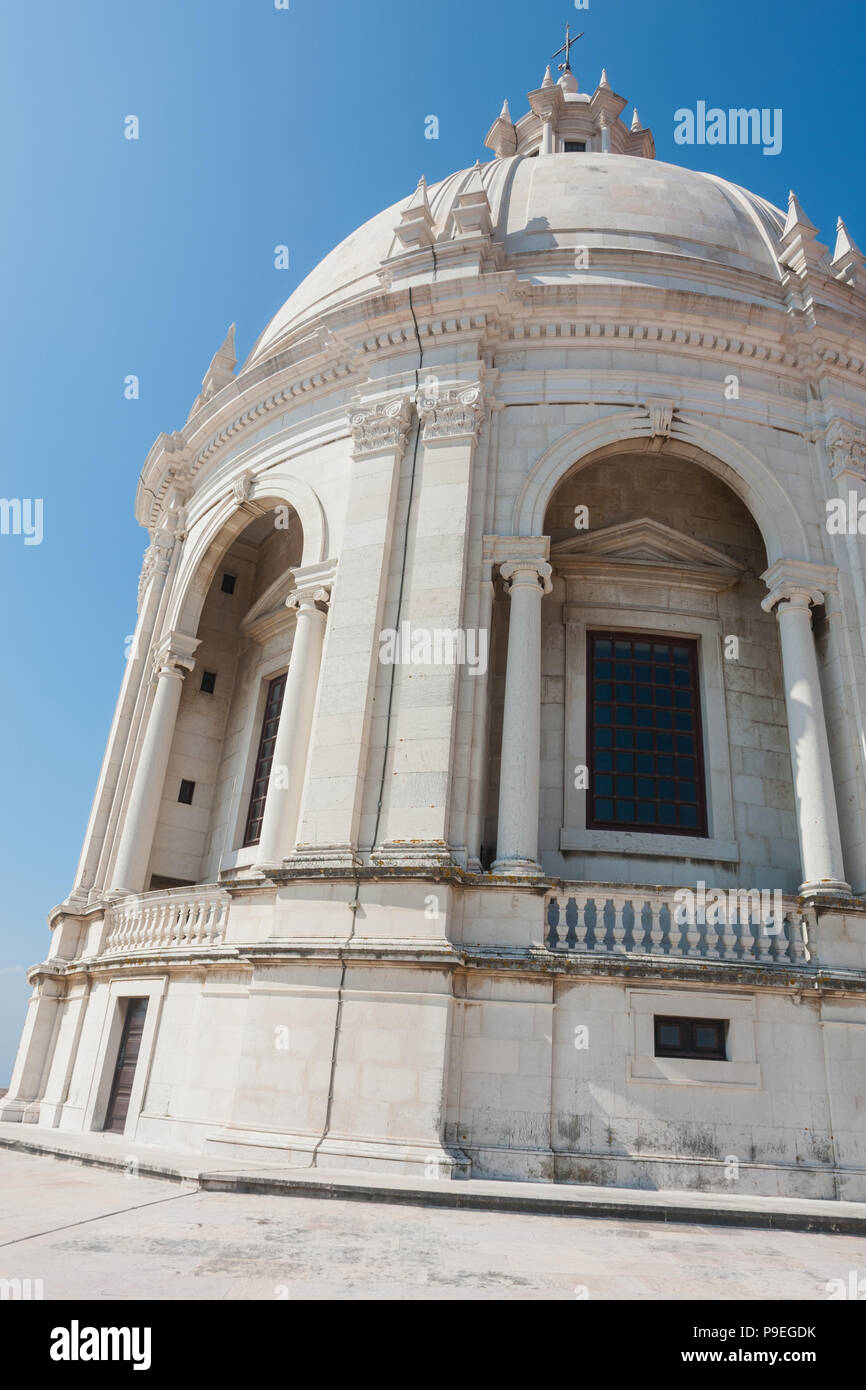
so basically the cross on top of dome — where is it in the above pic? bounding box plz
[551,23,584,75]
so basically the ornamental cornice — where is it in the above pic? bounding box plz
[504,318,800,367]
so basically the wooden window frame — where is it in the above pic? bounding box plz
[242,672,287,847]
[654,1015,728,1062]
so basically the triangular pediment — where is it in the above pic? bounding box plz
[552,518,745,590]
[239,568,297,644]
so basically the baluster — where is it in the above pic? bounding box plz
[565,897,579,950]
[585,898,598,952]
[719,903,738,960]
[546,896,559,949]
[789,916,808,967]
[771,915,789,964]
[609,895,626,953]
[703,900,720,959]
[647,900,664,954]
[755,906,775,964]
[738,907,756,962]
[194,902,208,944]
[573,897,589,952]
[599,898,615,953]
[685,897,701,957]
[137,907,150,950]
[658,902,673,955]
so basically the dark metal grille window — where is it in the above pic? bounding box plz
[654,1016,727,1060]
[243,673,287,846]
[587,632,707,835]
[564,140,586,152]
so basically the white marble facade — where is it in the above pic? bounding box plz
[5,63,866,1199]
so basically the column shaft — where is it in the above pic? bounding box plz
[109,639,197,894]
[772,590,850,896]
[256,590,329,868]
[492,559,551,874]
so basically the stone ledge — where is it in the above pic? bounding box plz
[2,1124,865,1236]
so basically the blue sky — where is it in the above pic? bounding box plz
[0,0,863,1081]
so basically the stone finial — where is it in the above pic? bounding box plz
[779,190,828,275]
[831,217,866,284]
[783,190,818,239]
[188,323,237,420]
[541,66,555,89]
[485,99,518,158]
[394,176,436,250]
[631,107,642,131]
[599,68,610,89]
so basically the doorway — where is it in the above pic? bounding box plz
[103,998,148,1133]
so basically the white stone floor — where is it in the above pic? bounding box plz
[0,1151,863,1300]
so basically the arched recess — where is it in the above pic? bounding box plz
[512,411,809,565]
[166,468,328,639]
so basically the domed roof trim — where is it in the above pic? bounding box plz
[242,155,791,372]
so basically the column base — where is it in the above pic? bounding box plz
[799,878,852,900]
[490,857,544,878]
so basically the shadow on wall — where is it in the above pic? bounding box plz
[0,966,30,1089]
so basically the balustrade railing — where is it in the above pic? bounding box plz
[543,887,809,965]
[104,887,230,954]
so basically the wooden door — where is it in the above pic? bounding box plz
[103,998,148,1133]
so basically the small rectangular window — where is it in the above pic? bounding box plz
[200,670,217,694]
[221,573,236,594]
[654,1016,727,1060]
[564,140,586,152]
[178,779,195,805]
[243,673,288,846]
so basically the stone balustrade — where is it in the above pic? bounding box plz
[103,887,231,955]
[544,886,810,965]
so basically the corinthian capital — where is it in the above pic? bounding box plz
[825,418,866,481]
[349,397,413,458]
[417,384,486,441]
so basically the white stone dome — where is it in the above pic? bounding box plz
[245,154,789,370]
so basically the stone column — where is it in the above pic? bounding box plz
[762,564,851,897]
[109,632,200,894]
[256,585,331,869]
[492,554,552,876]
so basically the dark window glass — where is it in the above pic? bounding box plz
[200,670,217,694]
[654,1016,727,1061]
[564,140,586,152]
[178,779,195,805]
[243,673,288,847]
[587,631,707,836]
[221,572,236,594]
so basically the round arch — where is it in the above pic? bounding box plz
[512,412,809,564]
[165,468,328,638]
